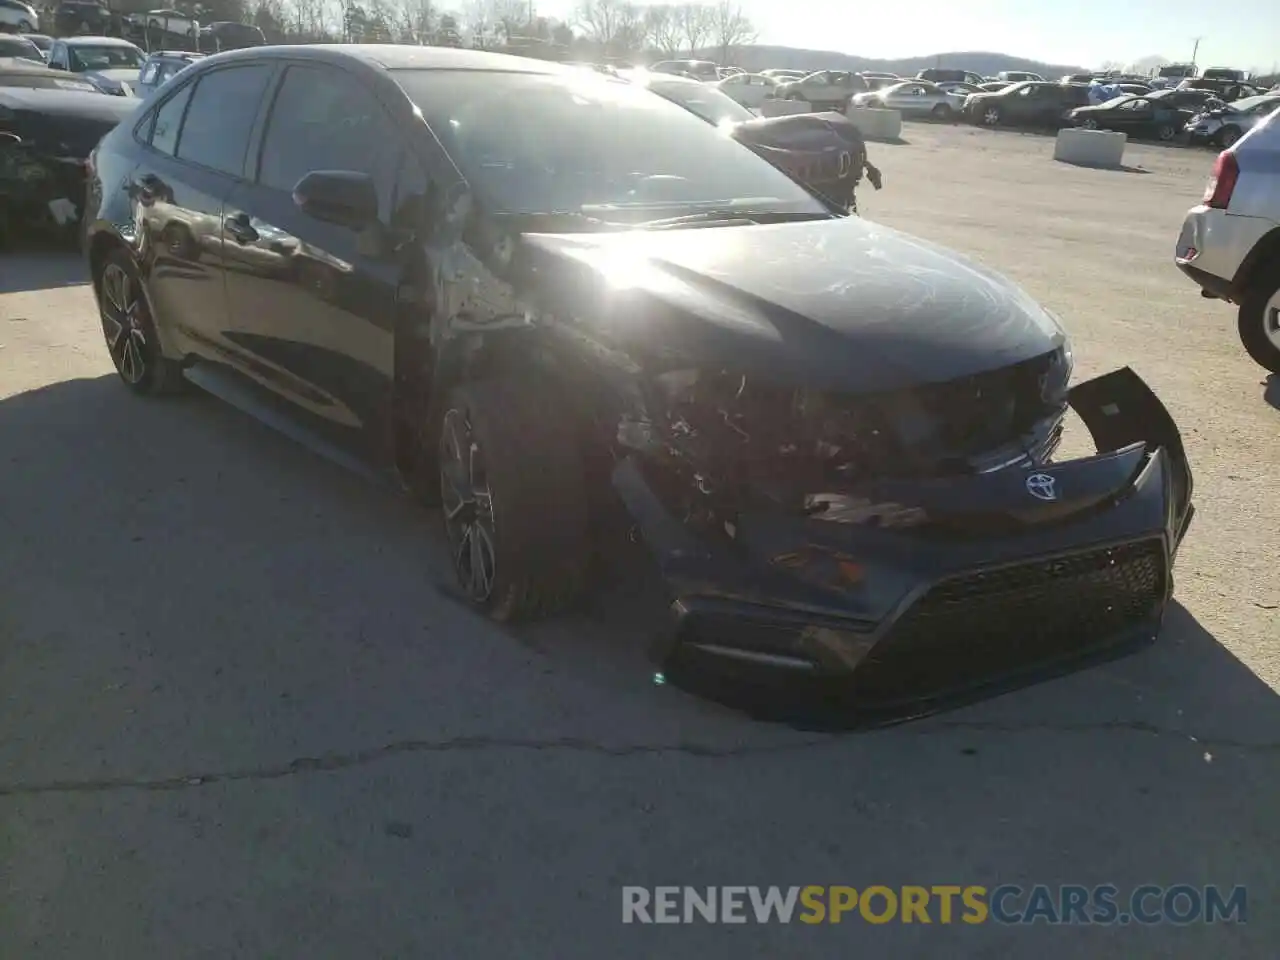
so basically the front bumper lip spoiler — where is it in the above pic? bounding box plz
[613,366,1194,703]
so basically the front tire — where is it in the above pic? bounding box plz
[1155,122,1176,142]
[1219,126,1241,148]
[1237,269,1280,374]
[94,248,186,395]
[931,103,952,121]
[438,377,590,622]
[982,105,1002,126]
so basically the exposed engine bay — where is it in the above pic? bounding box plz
[644,346,1073,525]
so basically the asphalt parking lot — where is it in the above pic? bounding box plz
[2,123,1277,957]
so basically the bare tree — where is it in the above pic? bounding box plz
[612,1,644,53]
[486,0,528,40]
[710,0,752,64]
[573,0,620,46]
[675,2,711,57]
[643,3,681,57]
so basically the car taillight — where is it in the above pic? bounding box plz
[1203,150,1239,208]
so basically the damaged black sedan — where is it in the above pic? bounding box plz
[84,47,1195,710]
[1,66,134,245]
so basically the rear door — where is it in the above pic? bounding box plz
[220,60,403,455]
[129,61,276,363]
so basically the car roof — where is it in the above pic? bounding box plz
[63,36,140,46]
[204,43,574,76]
[146,49,203,59]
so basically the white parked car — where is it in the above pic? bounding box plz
[1175,108,1280,372]
[125,8,199,37]
[851,80,967,120]
[0,0,37,32]
[716,72,777,108]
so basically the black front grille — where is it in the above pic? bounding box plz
[851,539,1167,704]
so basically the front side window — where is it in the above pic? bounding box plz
[393,69,829,226]
[257,64,397,220]
[176,64,272,176]
[151,83,191,156]
[140,62,159,85]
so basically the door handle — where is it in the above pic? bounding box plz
[224,213,259,244]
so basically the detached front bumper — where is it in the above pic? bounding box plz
[615,367,1194,711]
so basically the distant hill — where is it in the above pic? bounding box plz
[706,45,1086,80]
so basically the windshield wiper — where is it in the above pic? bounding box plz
[635,209,836,229]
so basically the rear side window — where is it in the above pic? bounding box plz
[176,63,272,176]
[257,64,397,220]
[140,61,159,85]
[151,83,191,156]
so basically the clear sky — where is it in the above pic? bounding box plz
[536,0,1279,73]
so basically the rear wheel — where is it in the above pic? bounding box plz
[982,105,1002,126]
[930,103,952,121]
[438,377,590,622]
[1155,122,1176,141]
[1080,117,1099,130]
[94,248,186,395]
[1237,269,1280,374]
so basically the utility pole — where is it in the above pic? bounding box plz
[1190,36,1202,69]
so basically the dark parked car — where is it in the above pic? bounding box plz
[965,81,1091,128]
[1176,77,1263,102]
[83,46,1195,711]
[197,21,266,53]
[135,48,202,96]
[1068,89,1212,141]
[1,82,134,244]
[53,0,110,35]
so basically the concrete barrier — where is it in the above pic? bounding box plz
[1053,127,1127,168]
[843,106,903,141]
[759,98,812,118]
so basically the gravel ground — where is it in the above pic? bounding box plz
[1,123,1277,958]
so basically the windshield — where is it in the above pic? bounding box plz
[393,69,826,224]
[0,36,44,63]
[645,78,754,124]
[68,44,144,72]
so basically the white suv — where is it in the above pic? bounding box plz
[1175,108,1280,373]
[0,0,39,32]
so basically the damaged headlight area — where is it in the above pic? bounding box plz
[641,346,1074,529]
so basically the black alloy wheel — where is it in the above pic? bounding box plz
[96,250,185,394]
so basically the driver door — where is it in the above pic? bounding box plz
[221,61,402,458]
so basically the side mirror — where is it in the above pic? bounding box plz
[292,170,378,230]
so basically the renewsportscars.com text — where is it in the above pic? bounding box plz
[622,885,1247,925]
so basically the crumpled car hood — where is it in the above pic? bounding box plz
[521,216,1067,393]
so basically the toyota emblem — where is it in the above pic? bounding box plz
[1026,472,1058,501]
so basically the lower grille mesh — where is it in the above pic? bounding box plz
[852,539,1167,703]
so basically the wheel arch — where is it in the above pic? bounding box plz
[1231,227,1280,295]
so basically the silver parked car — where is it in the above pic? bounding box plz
[1175,107,1280,372]
[1185,94,1280,148]
[850,80,967,121]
